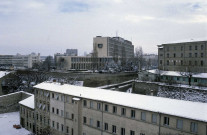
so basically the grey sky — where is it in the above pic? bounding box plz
[0,0,207,56]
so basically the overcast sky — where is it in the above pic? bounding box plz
[0,0,207,56]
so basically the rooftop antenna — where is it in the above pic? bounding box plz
[116,30,118,37]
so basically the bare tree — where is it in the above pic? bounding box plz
[134,46,144,72]
[42,56,53,71]
[180,66,195,86]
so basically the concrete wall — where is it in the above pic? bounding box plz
[0,91,32,113]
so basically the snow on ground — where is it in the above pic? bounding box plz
[0,71,10,78]
[0,112,31,135]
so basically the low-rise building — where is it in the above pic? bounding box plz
[19,82,207,135]
[0,53,40,69]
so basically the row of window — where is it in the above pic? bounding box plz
[51,120,74,135]
[51,107,74,120]
[165,52,204,58]
[162,60,204,66]
[166,45,205,51]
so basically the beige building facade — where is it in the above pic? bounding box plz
[17,82,207,135]
[93,36,134,59]
[158,40,207,73]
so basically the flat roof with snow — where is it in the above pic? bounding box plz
[19,95,34,109]
[34,82,207,123]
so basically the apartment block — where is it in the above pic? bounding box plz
[0,53,40,69]
[158,40,207,72]
[93,36,134,59]
[19,82,207,135]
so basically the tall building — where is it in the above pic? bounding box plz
[19,82,207,135]
[93,36,134,59]
[0,53,40,69]
[158,40,207,72]
[66,49,78,56]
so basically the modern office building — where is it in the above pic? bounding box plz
[66,49,78,56]
[93,36,134,59]
[54,55,113,70]
[0,53,40,69]
[19,82,207,135]
[158,40,207,73]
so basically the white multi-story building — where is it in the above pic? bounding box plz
[19,82,207,135]
[0,53,40,69]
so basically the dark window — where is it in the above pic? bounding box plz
[104,123,108,130]
[189,46,192,50]
[201,61,204,66]
[121,108,126,116]
[83,117,87,124]
[52,107,54,113]
[56,109,59,115]
[167,53,169,58]
[97,121,100,128]
[174,53,176,58]
[121,128,125,135]
[164,117,169,126]
[194,79,197,82]
[105,104,108,112]
[83,100,87,107]
[52,93,54,98]
[72,114,74,120]
[189,61,192,66]
[112,125,116,133]
[181,60,183,66]
[113,106,117,113]
[195,61,197,66]
[201,53,204,57]
[66,126,69,133]
[181,46,183,51]
[173,61,176,66]
[98,44,103,48]
[201,45,204,50]
[189,53,192,57]
[167,60,169,66]
[131,110,135,118]
[160,60,162,65]
[190,122,198,133]
[130,130,135,135]
[195,45,197,50]
[195,53,197,57]
[57,122,59,130]
[181,53,183,57]
[97,103,101,110]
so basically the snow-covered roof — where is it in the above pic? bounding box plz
[164,38,207,44]
[147,69,207,78]
[0,71,10,79]
[19,95,34,109]
[34,82,207,122]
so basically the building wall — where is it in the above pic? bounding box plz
[158,41,207,72]
[32,88,207,135]
[93,37,108,58]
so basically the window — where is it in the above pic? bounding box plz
[57,122,59,130]
[195,45,197,50]
[61,124,64,132]
[201,45,204,50]
[105,104,108,112]
[52,107,54,113]
[97,121,100,128]
[176,119,183,129]
[131,110,135,118]
[189,46,192,50]
[121,128,125,135]
[83,100,87,107]
[141,112,146,121]
[90,101,93,108]
[66,112,69,118]
[112,125,116,133]
[130,130,135,135]
[195,61,197,66]
[72,114,74,120]
[189,61,192,66]
[167,53,169,58]
[181,46,183,51]
[121,108,126,116]
[167,47,169,51]
[201,53,204,57]
[140,133,145,135]
[173,60,176,66]
[61,95,64,102]
[201,61,204,66]
[189,53,192,57]
[195,53,197,57]
[97,103,101,110]
[167,60,169,66]
[83,117,87,124]
[190,122,198,133]
[56,109,59,115]
[104,123,108,130]
[55,94,59,100]
[160,60,162,65]
[174,47,176,51]
[181,53,183,57]
[61,110,64,117]
[152,114,157,124]
[113,106,117,113]
[90,118,93,126]
[66,126,69,133]
[52,93,54,98]
[52,121,55,127]
[174,53,176,58]
[164,117,169,126]
[194,78,197,82]
[181,60,183,66]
